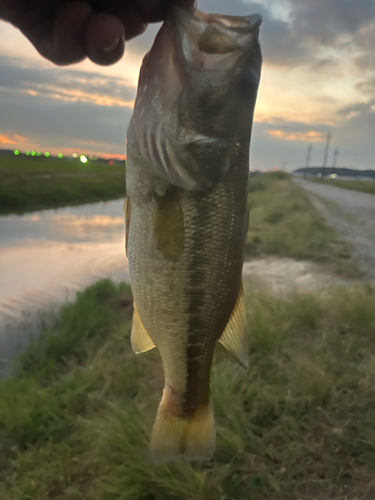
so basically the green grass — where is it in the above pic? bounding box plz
[0,157,125,214]
[307,177,375,195]
[247,172,358,276]
[1,278,375,499]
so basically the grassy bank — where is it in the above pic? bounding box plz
[306,177,375,195]
[0,157,125,214]
[1,278,375,499]
[247,172,357,276]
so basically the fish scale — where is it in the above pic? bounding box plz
[125,6,262,461]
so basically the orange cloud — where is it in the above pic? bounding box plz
[0,133,29,145]
[20,85,134,109]
[267,129,326,142]
[63,146,127,161]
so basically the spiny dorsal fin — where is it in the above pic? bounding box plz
[219,285,248,368]
[131,303,156,354]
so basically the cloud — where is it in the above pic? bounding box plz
[0,133,28,145]
[336,100,375,139]
[289,0,375,45]
[337,100,375,119]
[261,118,330,142]
[267,129,326,142]
[0,64,133,156]
[356,76,375,96]
[0,1,374,171]
[0,56,136,107]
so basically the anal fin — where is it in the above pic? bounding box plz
[131,303,155,354]
[219,284,248,368]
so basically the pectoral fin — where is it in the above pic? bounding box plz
[219,285,248,368]
[155,187,185,262]
[131,303,156,354]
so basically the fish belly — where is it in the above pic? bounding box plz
[126,145,248,460]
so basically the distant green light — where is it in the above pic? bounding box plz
[31,151,36,156]
[58,153,63,159]
[80,155,88,164]
[45,152,50,157]
[36,152,41,156]
[14,150,19,155]
[26,151,30,155]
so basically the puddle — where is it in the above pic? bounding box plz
[0,199,128,375]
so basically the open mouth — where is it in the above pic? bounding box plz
[195,10,262,32]
[173,8,262,56]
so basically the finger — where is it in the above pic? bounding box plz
[39,2,92,66]
[85,13,125,65]
[135,0,196,23]
[175,0,197,10]
[115,8,148,42]
[135,0,170,22]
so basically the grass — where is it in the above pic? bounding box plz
[307,177,375,195]
[1,278,375,499]
[247,172,358,276]
[0,157,125,214]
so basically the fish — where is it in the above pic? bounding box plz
[125,6,262,462]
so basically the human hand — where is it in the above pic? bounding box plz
[0,0,195,66]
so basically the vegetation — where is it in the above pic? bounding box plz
[0,157,125,214]
[307,177,375,195]
[247,172,358,276]
[1,278,375,499]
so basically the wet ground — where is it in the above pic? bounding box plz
[243,256,352,296]
[294,178,375,282]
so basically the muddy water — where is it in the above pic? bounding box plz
[0,199,128,375]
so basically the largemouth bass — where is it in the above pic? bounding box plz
[125,6,262,462]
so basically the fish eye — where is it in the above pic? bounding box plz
[238,70,259,98]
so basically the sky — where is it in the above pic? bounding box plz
[0,0,374,171]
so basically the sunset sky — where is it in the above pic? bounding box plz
[0,0,374,171]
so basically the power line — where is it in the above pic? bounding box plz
[322,131,332,177]
[305,144,312,178]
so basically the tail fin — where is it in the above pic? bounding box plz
[149,386,216,462]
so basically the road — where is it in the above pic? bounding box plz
[294,178,375,281]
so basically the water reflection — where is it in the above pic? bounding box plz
[0,200,125,247]
[0,199,129,372]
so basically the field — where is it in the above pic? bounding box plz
[1,279,374,500]
[0,156,125,214]
[247,172,358,277]
[1,170,372,498]
[307,177,375,195]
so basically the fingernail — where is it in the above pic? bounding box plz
[102,36,121,51]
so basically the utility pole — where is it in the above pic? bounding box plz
[322,130,332,177]
[305,144,312,177]
[332,148,339,168]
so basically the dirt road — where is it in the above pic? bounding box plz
[294,178,375,281]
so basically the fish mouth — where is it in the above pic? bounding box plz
[171,8,262,58]
[195,10,262,32]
